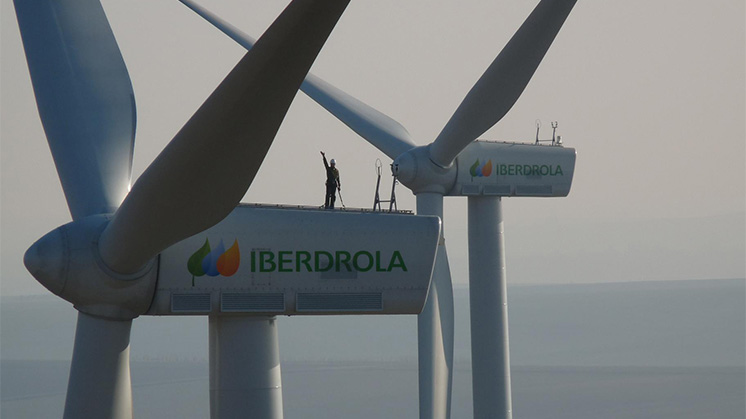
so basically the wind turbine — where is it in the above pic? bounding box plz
[14,0,446,418]
[179,0,578,418]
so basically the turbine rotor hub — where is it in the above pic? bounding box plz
[24,215,157,320]
[393,145,457,195]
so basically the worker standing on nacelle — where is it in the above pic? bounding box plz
[320,151,341,209]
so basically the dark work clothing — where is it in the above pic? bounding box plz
[325,183,337,209]
[323,157,339,186]
[323,155,340,209]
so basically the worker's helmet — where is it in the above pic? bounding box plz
[330,159,336,165]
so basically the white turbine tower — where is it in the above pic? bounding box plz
[179,1,579,418]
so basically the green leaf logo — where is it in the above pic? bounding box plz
[470,159,480,177]
[187,238,211,286]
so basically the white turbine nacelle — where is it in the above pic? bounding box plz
[450,140,576,197]
[393,140,576,197]
[150,204,441,316]
[26,206,441,319]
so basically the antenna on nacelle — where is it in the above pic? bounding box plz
[551,121,558,145]
[535,120,562,146]
[373,159,398,212]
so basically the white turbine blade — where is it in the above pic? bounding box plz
[429,0,577,167]
[419,243,455,419]
[416,193,454,419]
[301,74,416,159]
[178,0,415,160]
[178,0,258,50]
[99,0,351,274]
[64,313,133,419]
[14,0,135,220]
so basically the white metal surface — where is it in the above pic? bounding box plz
[416,193,454,419]
[209,316,283,419]
[24,214,158,320]
[64,313,133,419]
[151,205,440,316]
[14,0,135,220]
[468,197,512,419]
[449,141,576,197]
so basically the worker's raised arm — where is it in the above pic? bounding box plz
[320,151,329,168]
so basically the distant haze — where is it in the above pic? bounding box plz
[3,279,744,367]
[2,280,745,418]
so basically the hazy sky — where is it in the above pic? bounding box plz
[1,0,744,295]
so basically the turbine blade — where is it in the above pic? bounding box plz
[416,193,455,419]
[99,0,351,274]
[179,0,415,159]
[64,313,133,419]
[178,0,257,50]
[14,0,136,220]
[429,0,577,167]
[419,243,455,419]
[302,74,416,159]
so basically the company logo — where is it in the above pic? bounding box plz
[470,158,565,178]
[470,159,493,177]
[495,164,564,177]
[248,250,407,273]
[187,238,240,286]
[186,239,408,285]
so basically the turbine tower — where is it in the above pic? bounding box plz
[179,1,578,418]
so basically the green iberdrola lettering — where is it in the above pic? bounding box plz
[315,251,333,272]
[260,251,275,272]
[278,251,293,272]
[495,164,563,176]
[296,251,312,272]
[388,251,406,271]
[248,250,408,273]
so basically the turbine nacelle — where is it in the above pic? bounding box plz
[24,206,442,319]
[24,215,157,320]
[394,140,577,198]
[446,140,576,197]
[147,204,441,316]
